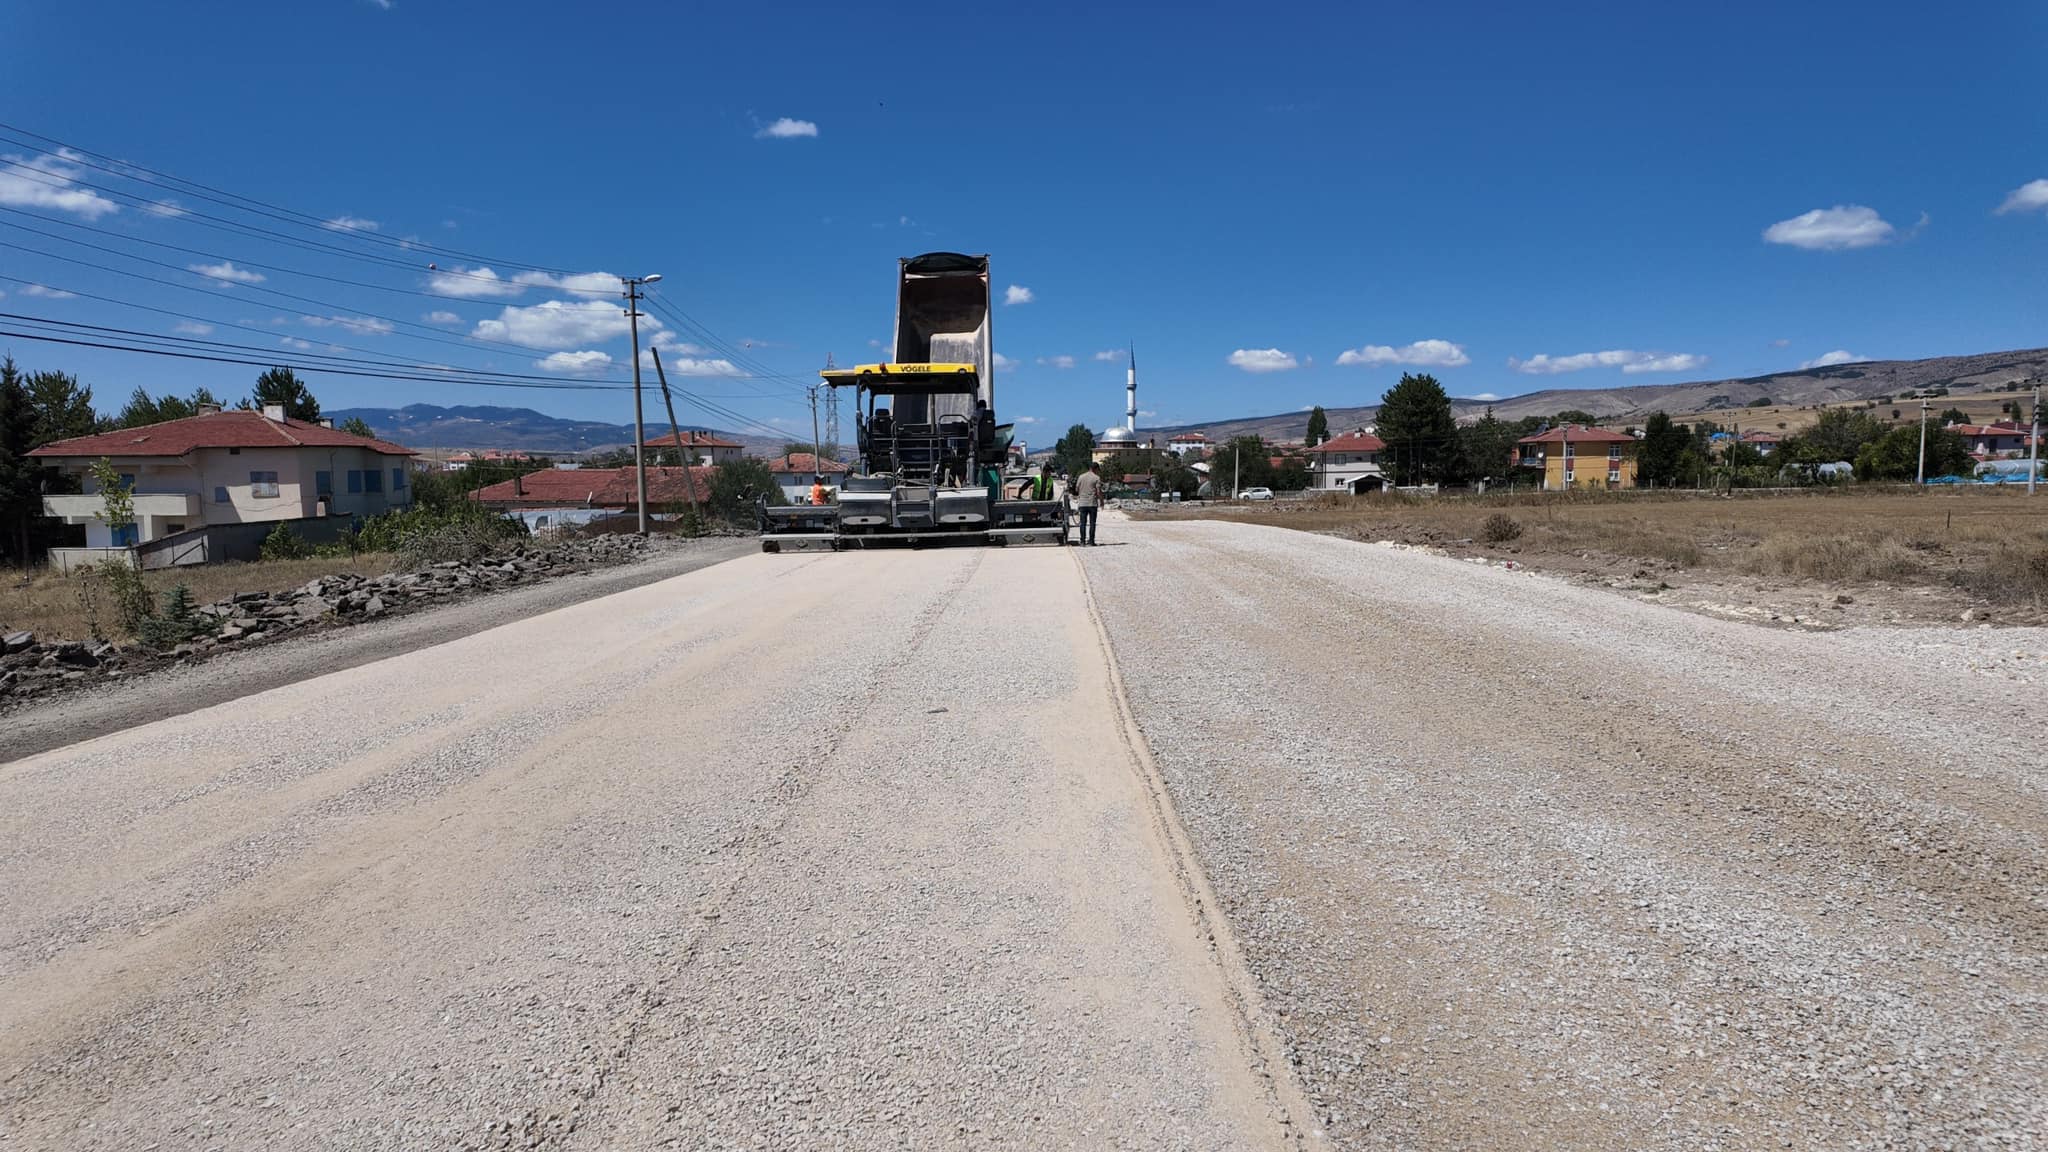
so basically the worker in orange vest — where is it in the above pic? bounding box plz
[809,474,830,505]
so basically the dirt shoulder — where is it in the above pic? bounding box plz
[1,536,749,762]
[1134,487,2048,630]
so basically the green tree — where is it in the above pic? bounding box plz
[251,367,320,421]
[1150,450,1201,500]
[1052,423,1096,479]
[1636,412,1690,487]
[1554,408,1599,425]
[1786,407,1888,465]
[340,416,376,438]
[706,456,786,523]
[1377,373,1458,485]
[25,370,98,446]
[1208,435,1274,495]
[1457,407,1520,485]
[86,456,135,544]
[1854,425,1972,481]
[0,357,41,571]
[1304,406,1329,447]
[1749,397,1773,407]
[1936,407,1969,427]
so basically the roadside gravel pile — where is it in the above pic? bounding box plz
[0,533,653,705]
[1083,515,2047,1150]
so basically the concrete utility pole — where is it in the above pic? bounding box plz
[808,385,824,479]
[622,273,662,533]
[2030,384,2041,496]
[1916,399,1930,485]
[648,347,700,513]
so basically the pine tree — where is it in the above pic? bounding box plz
[25,370,98,446]
[1304,406,1329,447]
[0,357,41,573]
[1375,373,1458,485]
[251,367,321,421]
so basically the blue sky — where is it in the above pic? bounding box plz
[3,1,2045,446]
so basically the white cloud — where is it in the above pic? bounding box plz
[366,0,393,9]
[756,117,819,139]
[1762,205,1896,250]
[992,352,1020,370]
[302,314,395,336]
[19,283,75,298]
[648,331,707,354]
[1004,285,1034,306]
[1510,349,1704,375]
[1800,349,1866,369]
[1470,392,1499,401]
[0,149,120,219]
[1227,348,1299,373]
[1621,353,1706,374]
[473,298,650,350]
[660,356,741,376]
[537,350,613,374]
[189,260,265,285]
[867,338,883,348]
[1092,349,1123,362]
[144,199,187,218]
[1335,338,1469,368]
[172,320,214,336]
[1996,179,2048,216]
[323,215,379,232]
[1770,338,1791,348]
[512,269,617,297]
[279,336,316,351]
[1014,415,1043,424]
[424,310,463,325]
[425,265,524,298]
[1036,355,1075,369]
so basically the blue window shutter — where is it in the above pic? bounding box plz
[347,470,362,494]
[316,470,332,495]
[213,486,228,503]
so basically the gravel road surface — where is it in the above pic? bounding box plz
[1,538,751,764]
[0,543,1293,1149]
[1082,514,2046,1150]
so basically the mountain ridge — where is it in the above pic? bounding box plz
[324,403,784,454]
[1144,347,2048,444]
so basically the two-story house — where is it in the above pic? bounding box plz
[1303,429,1387,492]
[1515,425,1639,490]
[641,430,743,466]
[1952,422,2037,459]
[30,404,416,571]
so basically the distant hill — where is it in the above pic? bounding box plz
[1148,347,2048,444]
[324,403,782,455]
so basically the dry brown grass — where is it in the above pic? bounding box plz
[0,554,400,644]
[1140,487,2048,607]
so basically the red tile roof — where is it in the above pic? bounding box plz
[1304,430,1387,453]
[1168,431,1209,442]
[29,410,414,458]
[1517,424,1636,445]
[641,430,742,450]
[1740,431,1783,442]
[765,453,853,474]
[1953,422,2029,437]
[468,466,717,508]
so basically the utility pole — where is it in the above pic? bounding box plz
[808,385,823,476]
[823,353,840,456]
[621,273,663,533]
[1916,399,1930,485]
[648,347,701,513]
[2029,383,2041,496]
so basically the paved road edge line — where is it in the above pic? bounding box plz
[1071,548,1325,1150]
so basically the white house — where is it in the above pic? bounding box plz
[1302,429,1387,492]
[766,452,853,503]
[1166,432,1210,457]
[31,404,417,571]
[641,430,744,466]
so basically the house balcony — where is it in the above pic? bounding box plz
[42,491,200,524]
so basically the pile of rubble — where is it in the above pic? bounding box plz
[1,533,653,702]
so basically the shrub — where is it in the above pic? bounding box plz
[137,583,209,649]
[260,523,311,561]
[1480,512,1522,543]
[79,558,155,639]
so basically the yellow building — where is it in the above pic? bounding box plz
[1514,425,1639,491]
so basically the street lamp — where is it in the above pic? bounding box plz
[622,274,663,532]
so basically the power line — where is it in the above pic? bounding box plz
[0,124,582,275]
[0,327,630,392]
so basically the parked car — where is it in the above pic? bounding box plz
[1238,487,1275,500]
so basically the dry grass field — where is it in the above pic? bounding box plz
[0,555,399,644]
[1138,486,2048,623]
